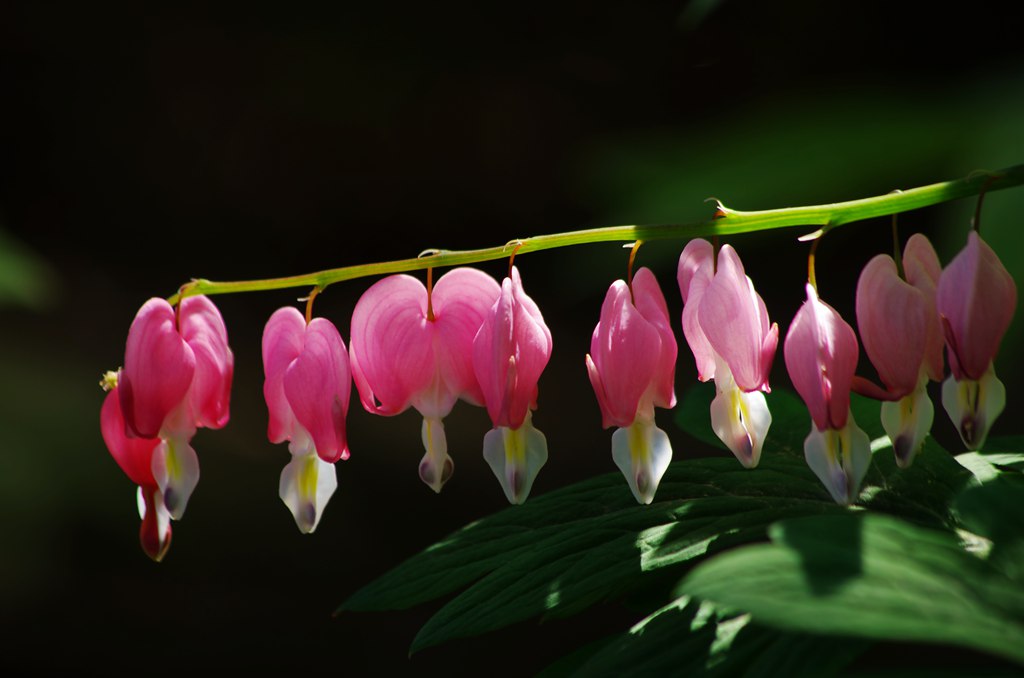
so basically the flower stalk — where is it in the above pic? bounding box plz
[168,166,1024,304]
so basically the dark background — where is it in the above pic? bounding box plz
[2,2,1023,674]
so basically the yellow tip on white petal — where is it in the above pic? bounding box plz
[279,451,337,534]
[709,384,771,468]
[941,366,1005,451]
[803,413,871,505]
[483,414,548,504]
[611,419,672,504]
[151,437,200,520]
[880,376,934,468]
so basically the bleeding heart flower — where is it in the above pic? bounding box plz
[678,240,777,467]
[937,231,1017,450]
[100,387,170,562]
[262,307,351,533]
[473,266,552,504]
[678,239,718,382]
[586,267,677,504]
[115,295,233,522]
[785,283,870,505]
[903,234,945,382]
[350,267,501,492]
[854,235,943,467]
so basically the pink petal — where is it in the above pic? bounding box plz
[677,239,716,381]
[698,245,776,392]
[284,317,351,463]
[262,307,306,444]
[349,275,435,415]
[855,254,927,398]
[630,267,678,409]
[784,284,859,430]
[120,298,196,438]
[178,296,233,430]
[903,234,944,381]
[425,267,501,409]
[937,231,1017,380]
[586,279,662,428]
[101,387,160,487]
[473,267,552,429]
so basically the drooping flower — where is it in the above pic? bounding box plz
[473,266,552,504]
[855,235,943,467]
[100,386,170,561]
[678,240,777,467]
[116,295,233,520]
[262,307,351,533]
[785,283,871,505]
[903,234,945,382]
[349,267,501,492]
[586,267,677,504]
[937,230,1017,450]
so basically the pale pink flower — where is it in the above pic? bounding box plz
[116,296,233,520]
[473,266,552,504]
[785,284,870,505]
[586,267,677,504]
[350,267,501,492]
[937,231,1017,450]
[263,307,351,533]
[677,239,717,382]
[903,234,945,382]
[678,240,777,467]
[855,236,943,467]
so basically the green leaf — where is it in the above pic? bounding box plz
[954,436,1024,485]
[679,513,1024,665]
[345,455,848,653]
[977,435,1024,471]
[953,475,1024,582]
[541,596,869,677]
[860,437,973,526]
[342,389,972,655]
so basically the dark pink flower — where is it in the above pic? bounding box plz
[100,387,170,562]
[114,296,233,521]
[350,268,501,492]
[263,307,351,533]
[473,266,552,504]
[586,267,677,504]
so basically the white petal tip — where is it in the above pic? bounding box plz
[483,424,548,504]
[152,439,200,521]
[942,369,1005,451]
[803,417,871,506]
[418,455,454,493]
[709,385,770,469]
[420,417,454,493]
[279,452,338,534]
[612,421,672,505]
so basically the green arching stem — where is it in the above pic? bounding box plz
[168,164,1024,305]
